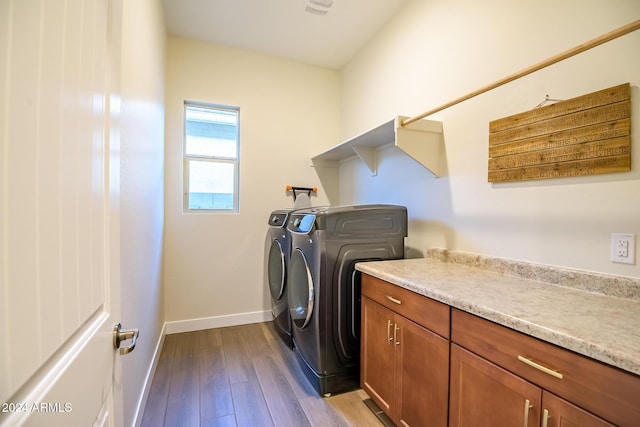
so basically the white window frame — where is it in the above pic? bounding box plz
[183,101,240,213]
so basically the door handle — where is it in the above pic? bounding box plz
[113,323,139,355]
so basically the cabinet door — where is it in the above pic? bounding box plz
[395,316,449,427]
[361,296,396,414]
[542,392,615,427]
[450,345,541,427]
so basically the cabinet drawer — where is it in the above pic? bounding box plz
[452,309,640,427]
[362,274,449,339]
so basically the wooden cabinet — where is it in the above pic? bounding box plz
[450,345,615,427]
[360,275,640,427]
[361,274,450,427]
[451,309,638,427]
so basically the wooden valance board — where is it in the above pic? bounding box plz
[488,83,631,183]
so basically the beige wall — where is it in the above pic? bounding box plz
[162,1,639,329]
[164,37,338,323]
[338,0,640,277]
[120,0,166,424]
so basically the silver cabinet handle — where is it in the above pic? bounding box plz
[113,323,139,355]
[523,399,532,427]
[386,295,402,305]
[387,319,393,344]
[394,324,400,346]
[542,409,550,427]
[518,355,563,379]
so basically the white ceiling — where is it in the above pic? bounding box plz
[162,0,409,69]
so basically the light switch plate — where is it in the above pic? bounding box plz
[611,233,635,264]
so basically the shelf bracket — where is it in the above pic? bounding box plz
[352,145,377,175]
[395,116,445,177]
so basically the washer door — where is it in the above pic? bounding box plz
[268,240,286,300]
[288,248,314,329]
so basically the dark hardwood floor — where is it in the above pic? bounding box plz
[140,321,383,427]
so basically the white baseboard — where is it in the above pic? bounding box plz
[132,322,166,427]
[164,310,272,334]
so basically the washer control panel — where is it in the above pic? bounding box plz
[288,214,316,233]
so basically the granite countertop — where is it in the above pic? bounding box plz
[355,257,640,377]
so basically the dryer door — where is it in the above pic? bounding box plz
[288,248,314,329]
[268,239,286,300]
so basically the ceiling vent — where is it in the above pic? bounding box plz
[305,0,335,15]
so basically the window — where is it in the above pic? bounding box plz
[184,102,239,212]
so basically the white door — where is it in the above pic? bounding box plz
[0,1,130,426]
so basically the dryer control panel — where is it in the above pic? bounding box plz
[288,214,316,234]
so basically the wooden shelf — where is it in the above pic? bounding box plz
[311,116,445,177]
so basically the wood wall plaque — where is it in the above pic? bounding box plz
[488,83,631,183]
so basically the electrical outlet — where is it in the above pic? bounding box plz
[617,239,628,257]
[611,233,635,264]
